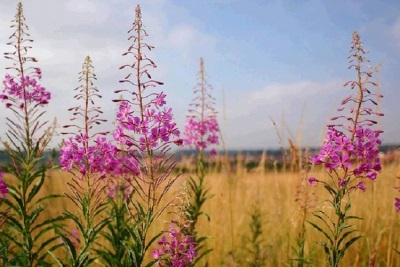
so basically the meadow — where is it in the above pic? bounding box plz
[3,154,400,266]
[0,2,398,267]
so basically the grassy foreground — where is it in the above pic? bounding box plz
[3,155,399,266]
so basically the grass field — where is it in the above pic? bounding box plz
[15,154,399,266]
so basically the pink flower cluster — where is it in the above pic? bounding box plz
[0,172,8,199]
[59,133,140,198]
[113,93,181,151]
[311,126,381,191]
[184,116,219,155]
[60,134,137,178]
[0,70,50,108]
[152,224,198,267]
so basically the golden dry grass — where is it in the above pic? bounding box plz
[3,158,400,266]
[171,159,400,266]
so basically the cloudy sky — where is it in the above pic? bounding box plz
[0,0,399,150]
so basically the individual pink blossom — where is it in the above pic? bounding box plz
[0,173,8,199]
[395,198,400,212]
[308,177,318,186]
[356,182,366,192]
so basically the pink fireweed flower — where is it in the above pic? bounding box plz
[153,92,167,107]
[339,178,347,187]
[352,127,381,181]
[395,198,400,212]
[183,58,219,154]
[184,117,219,153]
[0,173,8,199]
[152,224,198,266]
[1,71,50,108]
[59,134,126,179]
[312,127,381,190]
[356,182,366,192]
[114,98,181,151]
[308,177,318,186]
[312,129,353,172]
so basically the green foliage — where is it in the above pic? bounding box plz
[0,145,63,266]
[290,232,315,267]
[183,156,213,266]
[243,203,268,267]
[51,190,110,266]
[308,185,363,267]
[96,195,134,267]
[122,199,163,267]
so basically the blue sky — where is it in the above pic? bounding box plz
[0,0,399,150]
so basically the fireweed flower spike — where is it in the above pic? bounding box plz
[184,57,219,156]
[309,32,383,267]
[181,57,219,263]
[57,56,118,265]
[0,2,60,266]
[111,5,183,265]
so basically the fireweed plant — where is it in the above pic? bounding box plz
[182,57,219,264]
[242,201,268,267]
[0,2,60,266]
[308,32,383,267]
[111,5,188,266]
[291,166,317,267]
[152,186,198,266]
[55,56,116,266]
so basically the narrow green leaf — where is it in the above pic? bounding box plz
[307,221,333,245]
[337,229,358,249]
[145,232,163,251]
[27,173,45,203]
[338,235,363,259]
[47,251,66,267]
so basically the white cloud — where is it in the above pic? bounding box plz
[65,0,98,13]
[239,80,342,116]
[221,80,344,149]
[162,24,217,63]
